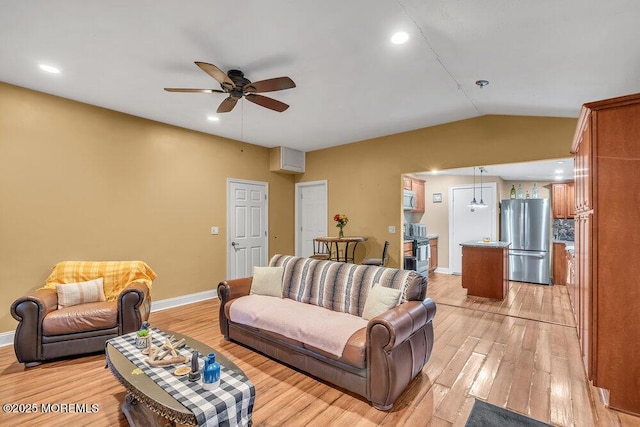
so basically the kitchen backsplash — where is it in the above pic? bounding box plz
[553,219,575,241]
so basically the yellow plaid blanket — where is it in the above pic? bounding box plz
[42,261,157,301]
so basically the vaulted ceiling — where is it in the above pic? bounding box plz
[1,1,638,152]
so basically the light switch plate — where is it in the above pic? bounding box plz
[211,226,219,235]
[388,225,396,233]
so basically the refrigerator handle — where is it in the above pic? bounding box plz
[523,201,528,248]
[509,251,545,258]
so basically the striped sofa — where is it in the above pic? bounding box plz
[218,255,437,410]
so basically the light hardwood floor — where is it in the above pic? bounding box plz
[1,273,639,426]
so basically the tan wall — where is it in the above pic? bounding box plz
[0,83,295,334]
[300,115,576,269]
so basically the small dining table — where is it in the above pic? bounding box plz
[315,236,368,263]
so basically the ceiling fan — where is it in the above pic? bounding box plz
[164,62,296,113]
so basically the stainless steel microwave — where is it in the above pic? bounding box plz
[403,189,416,210]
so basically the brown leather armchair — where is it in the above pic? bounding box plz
[10,261,155,367]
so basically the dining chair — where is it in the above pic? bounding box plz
[361,240,390,267]
[310,238,331,260]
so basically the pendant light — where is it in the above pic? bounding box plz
[468,167,479,210]
[477,167,488,208]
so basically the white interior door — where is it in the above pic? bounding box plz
[449,183,497,274]
[227,179,268,279]
[295,180,328,257]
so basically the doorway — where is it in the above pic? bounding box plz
[227,178,268,279]
[295,180,328,257]
[449,182,497,274]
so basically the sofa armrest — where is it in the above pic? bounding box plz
[118,281,150,334]
[10,288,58,364]
[366,298,437,410]
[217,277,252,338]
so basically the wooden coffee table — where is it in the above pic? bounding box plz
[106,331,248,426]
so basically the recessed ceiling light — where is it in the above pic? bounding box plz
[556,161,565,164]
[554,175,564,181]
[38,64,60,74]
[391,32,409,45]
[207,116,219,122]
[554,169,564,174]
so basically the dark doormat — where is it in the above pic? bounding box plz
[465,399,552,426]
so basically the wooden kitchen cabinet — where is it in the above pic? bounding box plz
[411,178,425,213]
[403,241,413,257]
[552,242,567,285]
[403,177,413,190]
[570,92,640,415]
[551,182,575,219]
[428,237,438,275]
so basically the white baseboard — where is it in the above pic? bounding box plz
[150,289,217,312]
[0,331,14,348]
[434,267,451,274]
[0,289,218,348]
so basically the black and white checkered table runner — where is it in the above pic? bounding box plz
[108,328,254,427]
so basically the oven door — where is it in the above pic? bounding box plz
[404,256,417,271]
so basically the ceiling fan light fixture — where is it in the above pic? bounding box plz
[165,61,295,113]
[391,31,409,45]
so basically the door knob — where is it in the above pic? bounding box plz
[231,241,239,247]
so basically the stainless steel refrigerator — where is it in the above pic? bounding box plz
[500,199,551,285]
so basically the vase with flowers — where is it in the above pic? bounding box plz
[334,214,348,238]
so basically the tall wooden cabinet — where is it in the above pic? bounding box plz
[570,92,640,415]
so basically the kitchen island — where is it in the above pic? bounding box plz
[460,241,511,300]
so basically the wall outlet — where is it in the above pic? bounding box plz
[388,225,396,233]
[210,226,219,235]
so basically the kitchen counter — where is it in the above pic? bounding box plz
[460,240,511,249]
[554,239,574,255]
[404,234,439,242]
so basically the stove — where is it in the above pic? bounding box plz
[404,237,430,276]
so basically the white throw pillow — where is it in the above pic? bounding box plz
[362,283,402,320]
[56,277,106,309]
[250,266,284,298]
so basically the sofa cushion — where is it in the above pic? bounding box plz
[228,294,367,358]
[269,255,421,317]
[55,278,106,309]
[362,283,402,320]
[250,266,284,297]
[42,301,118,336]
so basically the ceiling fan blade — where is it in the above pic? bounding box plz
[195,62,235,89]
[245,94,289,112]
[217,97,238,113]
[244,77,296,94]
[164,88,226,93]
